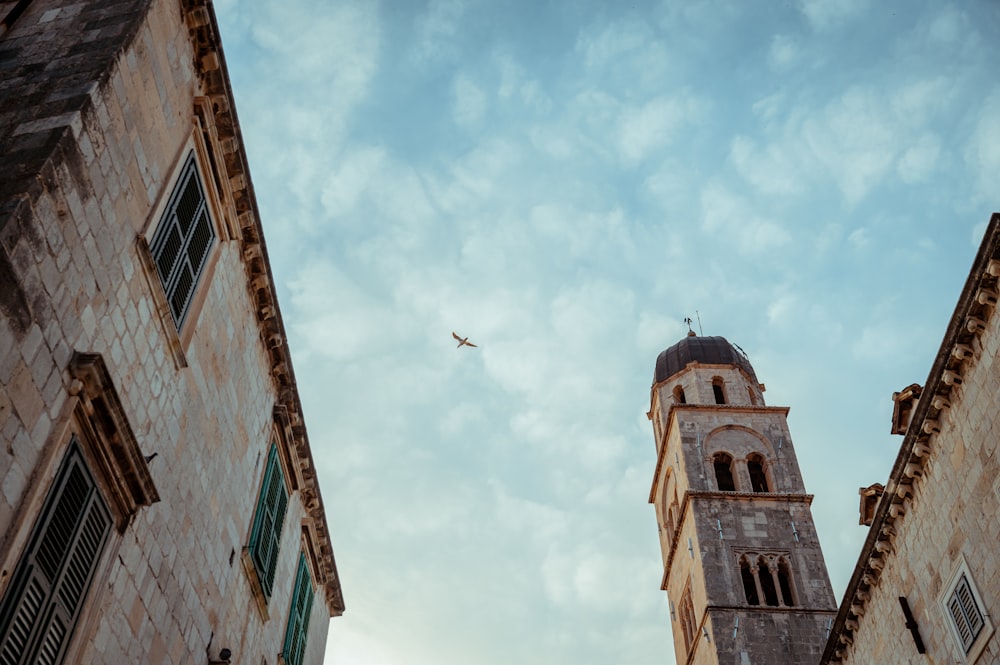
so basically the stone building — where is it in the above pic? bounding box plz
[0,0,343,663]
[820,213,1000,664]
[646,333,837,664]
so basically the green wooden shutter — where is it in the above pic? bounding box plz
[282,554,314,665]
[249,445,288,600]
[0,441,112,665]
[150,155,216,327]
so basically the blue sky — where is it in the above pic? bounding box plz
[213,1,1000,663]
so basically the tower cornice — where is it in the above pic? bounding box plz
[660,490,816,590]
[649,405,792,503]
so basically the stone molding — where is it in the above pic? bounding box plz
[820,213,1000,663]
[180,0,344,616]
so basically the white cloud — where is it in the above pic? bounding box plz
[965,92,1000,203]
[768,34,800,69]
[319,145,388,219]
[798,0,867,30]
[618,94,704,164]
[847,227,870,249]
[453,75,487,128]
[700,183,792,254]
[896,134,941,184]
[412,0,466,64]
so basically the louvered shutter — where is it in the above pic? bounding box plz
[0,442,112,665]
[249,445,288,600]
[949,575,985,653]
[282,555,314,665]
[149,156,216,327]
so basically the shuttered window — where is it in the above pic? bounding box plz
[149,154,216,327]
[248,445,288,601]
[0,440,112,665]
[282,554,314,665]
[947,574,985,653]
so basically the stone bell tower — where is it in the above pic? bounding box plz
[647,332,837,664]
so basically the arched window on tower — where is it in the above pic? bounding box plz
[758,556,780,606]
[747,454,770,493]
[712,377,726,404]
[673,385,686,404]
[747,385,757,405]
[777,557,796,606]
[678,584,696,655]
[740,555,760,606]
[713,453,736,491]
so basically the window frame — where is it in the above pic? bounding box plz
[0,440,113,665]
[939,557,993,663]
[148,152,217,329]
[281,553,315,665]
[247,443,290,604]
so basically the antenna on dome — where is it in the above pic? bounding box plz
[695,310,704,336]
[733,342,749,360]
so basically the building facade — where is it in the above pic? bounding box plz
[647,334,836,664]
[821,214,1000,665]
[0,0,343,664]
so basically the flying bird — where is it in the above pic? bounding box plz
[452,332,478,348]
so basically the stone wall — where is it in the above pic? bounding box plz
[0,0,341,662]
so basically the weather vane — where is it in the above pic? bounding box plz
[684,317,693,333]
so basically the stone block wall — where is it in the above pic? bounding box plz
[0,0,340,663]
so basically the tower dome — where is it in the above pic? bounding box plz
[653,333,758,385]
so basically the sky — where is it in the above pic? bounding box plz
[211,1,1000,663]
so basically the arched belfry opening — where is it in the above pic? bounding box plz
[713,453,736,491]
[712,377,726,404]
[747,454,770,493]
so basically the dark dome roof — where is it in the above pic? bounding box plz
[653,334,757,385]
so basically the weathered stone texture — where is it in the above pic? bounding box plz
[650,350,836,665]
[826,217,1000,664]
[0,0,341,662]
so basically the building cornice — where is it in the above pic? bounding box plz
[181,0,344,616]
[820,213,1000,663]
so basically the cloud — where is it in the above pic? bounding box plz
[965,92,1000,203]
[896,134,941,184]
[798,0,867,30]
[700,182,792,254]
[618,94,705,164]
[319,145,388,219]
[412,0,466,64]
[453,75,487,128]
[768,34,800,69]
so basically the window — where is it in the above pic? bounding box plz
[737,553,795,608]
[678,583,696,656]
[947,575,984,653]
[248,444,289,601]
[0,441,112,665]
[712,378,726,404]
[747,455,769,493]
[282,553,315,665]
[713,453,736,491]
[149,154,216,327]
[673,385,686,404]
[740,556,760,606]
[940,558,993,662]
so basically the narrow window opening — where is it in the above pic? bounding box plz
[740,557,759,606]
[758,556,779,606]
[679,585,696,655]
[748,456,769,493]
[712,382,726,404]
[713,454,736,491]
[673,385,686,404]
[777,558,795,606]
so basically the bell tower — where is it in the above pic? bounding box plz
[647,332,837,664]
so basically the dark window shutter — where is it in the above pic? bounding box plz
[149,156,216,327]
[0,441,112,665]
[249,445,288,600]
[282,554,314,665]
